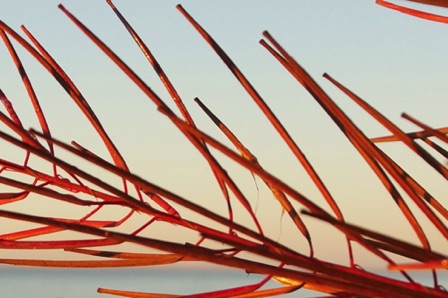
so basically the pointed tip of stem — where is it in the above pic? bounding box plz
[106,0,115,9]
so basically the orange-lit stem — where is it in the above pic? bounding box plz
[377,0,448,23]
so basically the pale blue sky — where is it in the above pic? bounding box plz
[0,0,447,270]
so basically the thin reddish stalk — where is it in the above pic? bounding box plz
[20,25,145,206]
[0,191,27,205]
[0,175,101,206]
[417,137,448,159]
[158,107,422,272]
[389,259,448,271]
[8,129,393,282]
[232,285,302,298]
[106,0,195,127]
[0,89,23,128]
[194,97,313,255]
[0,158,128,205]
[182,275,272,298]
[0,258,181,268]
[260,32,446,245]
[323,73,448,221]
[1,219,116,241]
[71,140,179,217]
[258,37,436,282]
[57,5,262,233]
[0,29,55,167]
[377,0,448,23]
[131,217,158,235]
[105,2,235,223]
[371,127,448,143]
[177,1,346,240]
[19,25,128,173]
[404,0,448,8]
[402,113,448,144]
[0,209,440,297]
[66,248,190,260]
[0,110,42,149]
[97,287,177,298]
[0,238,120,250]
[324,74,447,179]
[31,130,275,248]
[301,210,447,263]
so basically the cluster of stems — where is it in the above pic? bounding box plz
[0,1,446,297]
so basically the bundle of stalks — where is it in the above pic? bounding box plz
[0,1,446,297]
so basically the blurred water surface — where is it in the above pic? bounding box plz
[1,264,445,297]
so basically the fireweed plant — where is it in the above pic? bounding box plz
[0,0,447,297]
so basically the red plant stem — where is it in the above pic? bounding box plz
[19,25,144,213]
[71,141,179,217]
[0,209,441,298]
[131,217,158,235]
[0,175,100,206]
[0,239,120,250]
[0,29,55,171]
[97,287,178,297]
[419,137,448,159]
[389,259,448,271]
[1,222,122,249]
[66,248,190,260]
[159,36,434,274]
[105,0,235,227]
[371,127,448,143]
[0,89,23,128]
[177,4,345,221]
[260,32,447,245]
[161,88,425,263]
[177,4,354,263]
[71,140,179,217]
[377,0,448,23]
[1,226,62,241]
[301,210,447,262]
[402,113,448,144]
[0,158,126,204]
[56,4,263,235]
[1,219,116,241]
[194,97,313,256]
[102,2,235,231]
[2,129,289,256]
[142,193,180,218]
[182,275,273,298]
[18,25,129,174]
[0,258,182,268]
[106,0,195,127]
[0,110,42,149]
[404,0,448,8]
[0,191,27,205]
[197,221,426,294]
[323,74,448,221]
[231,285,302,298]
[324,74,447,179]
